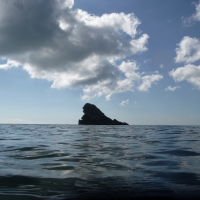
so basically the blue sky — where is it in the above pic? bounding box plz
[0,0,200,125]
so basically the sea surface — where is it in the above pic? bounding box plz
[0,125,200,199]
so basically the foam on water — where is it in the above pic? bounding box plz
[0,124,200,199]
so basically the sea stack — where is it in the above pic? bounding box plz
[78,103,129,125]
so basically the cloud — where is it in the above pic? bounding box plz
[81,77,134,101]
[174,6,200,90]
[165,86,180,92]
[120,99,129,106]
[175,36,200,64]
[143,59,151,64]
[0,0,161,99]
[81,61,163,100]
[0,58,21,69]
[116,61,163,92]
[138,73,163,91]
[172,35,200,90]
[118,61,140,81]
[183,1,200,26]
[170,64,200,89]
[160,64,164,68]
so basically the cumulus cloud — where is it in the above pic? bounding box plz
[138,73,163,91]
[175,36,200,64]
[0,0,161,99]
[165,86,180,92]
[0,58,21,69]
[183,1,200,26]
[170,64,200,89]
[118,61,140,81]
[172,2,200,91]
[120,99,129,106]
[172,36,200,90]
[81,61,163,100]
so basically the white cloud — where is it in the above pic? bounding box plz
[75,11,141,38]
[0,0,162,99]
[175,36,200,64]
[57,0,74,9]
[172,36,200,90]
[118,61,140,81]
[81,61,163,100]
[170,64,200,89]
[81,77,134,101]
[138,74,163,91]
[160,64,164,68]
[119,61,163,92]
[0,59,21,69]
[120,99,129,106]
[183,1,200,26]
[165,86,180,92]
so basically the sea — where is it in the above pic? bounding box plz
[0,124,200,200]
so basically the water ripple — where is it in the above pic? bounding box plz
[0,124,200,199]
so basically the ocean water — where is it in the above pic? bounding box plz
[0,124,200,200]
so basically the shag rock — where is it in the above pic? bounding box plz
[78,103,129,125]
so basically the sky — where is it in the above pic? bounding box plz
[0,0,200,125]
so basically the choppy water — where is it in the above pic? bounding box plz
[0,125,200,199]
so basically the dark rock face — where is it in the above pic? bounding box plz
[78,103,129,125]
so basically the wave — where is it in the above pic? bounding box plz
[0,125,200,199]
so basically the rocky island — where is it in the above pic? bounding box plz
[78,103,129,125]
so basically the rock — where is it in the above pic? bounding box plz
[78,103,129,125]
